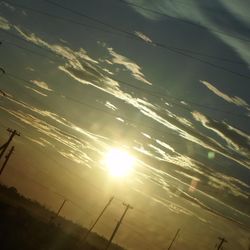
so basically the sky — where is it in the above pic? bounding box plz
[0,0,250,249]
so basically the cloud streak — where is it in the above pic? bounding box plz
[134,31,153,43]
[0,16,11,30]
[107,47,152,85]
[201,80,250,110]
[30,80,53,91]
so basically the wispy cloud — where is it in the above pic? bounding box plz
[60,60,250,171]
[25,66,35,72]
[11,26,250,172]
[208,174,249,199]
[30,80,53,91]
[201,80,250,110]
[1,1,15,11]
[26,136,46,147]
[192,111,250,156]
[134,31,153,43]
[25,86,48,97]
[125,0,250,67]
[105,101,117,111]
[14,26,98,70]
[0,16,11,30]
[0,104,102,166]
[107,47,152,85]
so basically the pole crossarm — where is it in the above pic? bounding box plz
[105,202,133,250]
[0,128,20,160]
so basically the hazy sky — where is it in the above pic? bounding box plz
[0,0,250,249]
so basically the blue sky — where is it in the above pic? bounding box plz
[0,0,250,249]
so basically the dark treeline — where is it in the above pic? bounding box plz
[0,184,124,250]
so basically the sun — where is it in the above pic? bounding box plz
[104,148,135,177]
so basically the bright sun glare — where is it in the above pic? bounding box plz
[104,148,135,177]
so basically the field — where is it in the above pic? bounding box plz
[0,184,124,250]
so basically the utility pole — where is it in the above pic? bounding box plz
[0,146,14,176]
[83,196,114,241]
[0,129,20,160]
[216,237,227,250]
[105,203,133,250]
[50,199,67,223]
[168,228,181,250]
[0,67,5,75]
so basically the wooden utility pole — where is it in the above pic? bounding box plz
[50,199,67,223]
[105,203,133,250]
[216,237,227,250]
[0,129,20,160]
[0,67,5,75]
[83,196,114,241]
[0,146,14,176]
[168,228,181,250]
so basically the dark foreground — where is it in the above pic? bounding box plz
[0,185,124,250]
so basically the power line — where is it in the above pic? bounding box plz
[3,121,249,233]
[0,42,248,119]
[2,165,171,249]
[3,71,249,160]
[1,40,60,62]
[3,127,195,232]
[1,5,248,67]
[0,29,75,63]
[1,160,239,250]
[43,0,134,37]
[4,164,98,218]
[2,70,250,187]
[152,0,240,14]
[3,1,122,36]
[2,71,250,177]
[105,202,133,250]
[116,0,250,43]
[167,47,248,66]
[3,162,163,248]
[4,1,250,80]
[40,0,250,80]
[0,131,191,236]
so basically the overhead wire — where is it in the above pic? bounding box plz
[3,165,172,249]
[4,165,105,218]
[3,139,183,234]
[2,70,249,153]
[40,0,250,81]
[0,0,248,241]
[1,40,58,62]
[1,46,250,185]
[0,72,188,143]
[9,129,250,230]
[1,2,248,67]
[1,137,214,235]
[0,73,249,233]
[3,0,250,81]
[40,0,250,79]
[2,69,250,179]
[42,0,250,79]
[1,1,250,196]
[0,37,248,119]
[116,0,250,43]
